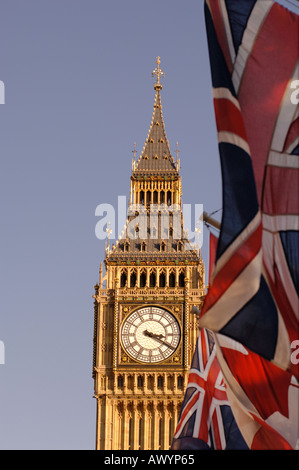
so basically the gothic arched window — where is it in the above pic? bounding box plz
[159,272,166,287]
[140,271,146,287]
[120,271,127,288]
[177,375,184,388]
[137,376,144,387]
[146,191,151,205]
[157,375,164,388]
[130,272,137,288]
[169,272,175,287]
[149,272,156,287]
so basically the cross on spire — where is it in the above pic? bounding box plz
[152,56,165,90]
[132,142,137,160]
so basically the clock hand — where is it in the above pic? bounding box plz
[144,330,164,339]
[155,337,176,350]
[143,330,165,338]
[143,330,175,350]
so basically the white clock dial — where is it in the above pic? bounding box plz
[121,306,181,363]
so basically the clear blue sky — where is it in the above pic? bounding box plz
[0,0,295,450]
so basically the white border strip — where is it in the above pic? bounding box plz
[262,214,299,232]
[232,0,273,93]
[268,150,299,169]
[213,87,241,110]
[212,211,261,282]
[217,131,250,155]
[219,0,236,65]
[199,250,262,332]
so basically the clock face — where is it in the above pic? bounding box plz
[120,306,181,363]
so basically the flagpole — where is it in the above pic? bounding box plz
[202,211,221,230]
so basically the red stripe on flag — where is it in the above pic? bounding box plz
[221,345,291,424]
[201,330,209,367]
[238,3,299,204]
[214,98,248,142]
[198,391,209,442]
[201,222,262,314]
[175,390,200,436]
[265,258,299,379]
[251,414,293,450]
[189,356,227,444]
[263,166,299,215]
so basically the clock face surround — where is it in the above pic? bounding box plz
[121,306,181,363]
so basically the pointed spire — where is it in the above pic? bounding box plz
[134,57,178,174]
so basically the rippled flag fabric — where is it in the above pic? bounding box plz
[171,328,248,450]
[199,0,299,449]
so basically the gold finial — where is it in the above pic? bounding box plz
[175,141,180,159]
[152,56,165,90]
[105,222,112,253]
[132,142,137,160]
[106,222,112,240]
[175,141,180,172]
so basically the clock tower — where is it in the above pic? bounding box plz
[93,58,205,450]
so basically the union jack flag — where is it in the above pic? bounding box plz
[171,328,248,450]
[199,0,299,449]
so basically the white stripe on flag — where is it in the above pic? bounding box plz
[232,0,273,93]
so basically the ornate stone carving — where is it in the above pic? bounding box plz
[93,57,205,451]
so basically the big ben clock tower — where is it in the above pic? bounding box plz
[93,58,205,450]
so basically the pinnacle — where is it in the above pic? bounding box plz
[133,59,178,175]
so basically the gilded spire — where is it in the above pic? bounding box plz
[152,56,165,90]
[133,57,177,174]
